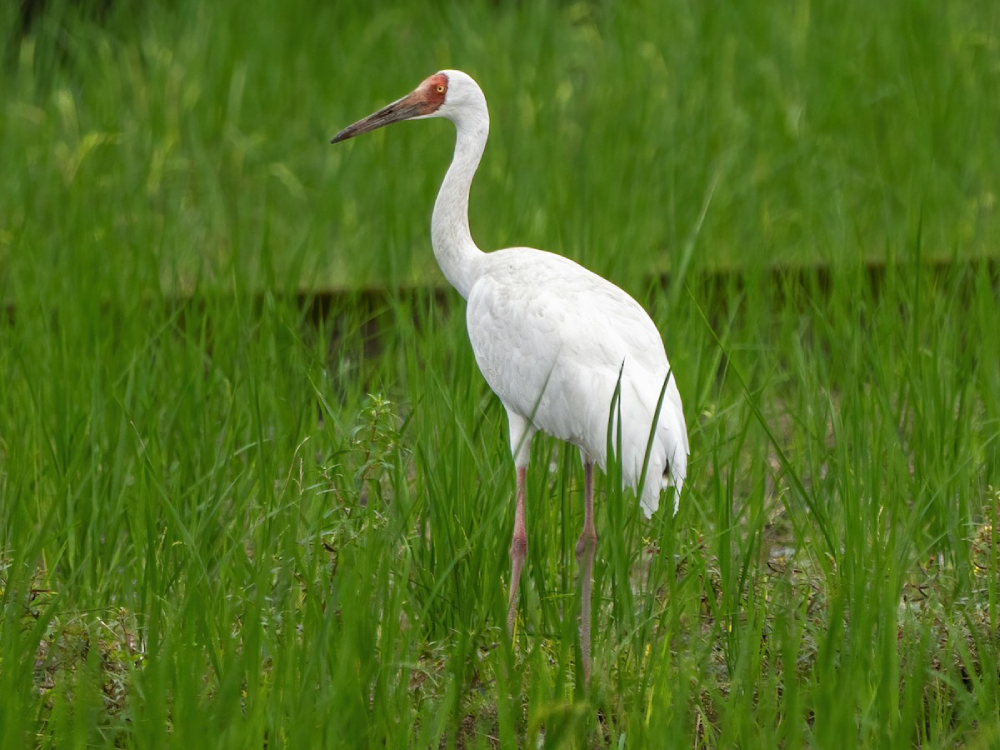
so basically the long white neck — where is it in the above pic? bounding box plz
[431,107,488,299]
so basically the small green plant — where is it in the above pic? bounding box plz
[349,393,402,507]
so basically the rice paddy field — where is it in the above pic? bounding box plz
[2,0,1000,746]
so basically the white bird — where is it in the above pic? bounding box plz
[332,70,689,683]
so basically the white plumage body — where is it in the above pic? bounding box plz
[334,69,689,516]
[467,247,688,516]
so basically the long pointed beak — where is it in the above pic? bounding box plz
[331,92,425,144]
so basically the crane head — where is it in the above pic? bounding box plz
[331,73,449,144]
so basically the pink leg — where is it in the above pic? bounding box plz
[506,465,528,635]
[576,461,597,684]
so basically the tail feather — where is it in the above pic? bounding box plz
[621,372,689,519]
[584,363,689,519]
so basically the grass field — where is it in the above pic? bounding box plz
[2,0,1000,746]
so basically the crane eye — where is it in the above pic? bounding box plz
[436,85,445,93]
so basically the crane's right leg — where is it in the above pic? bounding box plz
[506,413,535,636]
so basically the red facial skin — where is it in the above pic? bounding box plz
[419,72,449,114]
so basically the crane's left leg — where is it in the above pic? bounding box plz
[506,413,534,637]
[576,460,597,684]
[506,465,528,635]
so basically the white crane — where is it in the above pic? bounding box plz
[331,70,689,683]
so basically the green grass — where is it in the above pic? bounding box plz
[2,0,1000,747]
